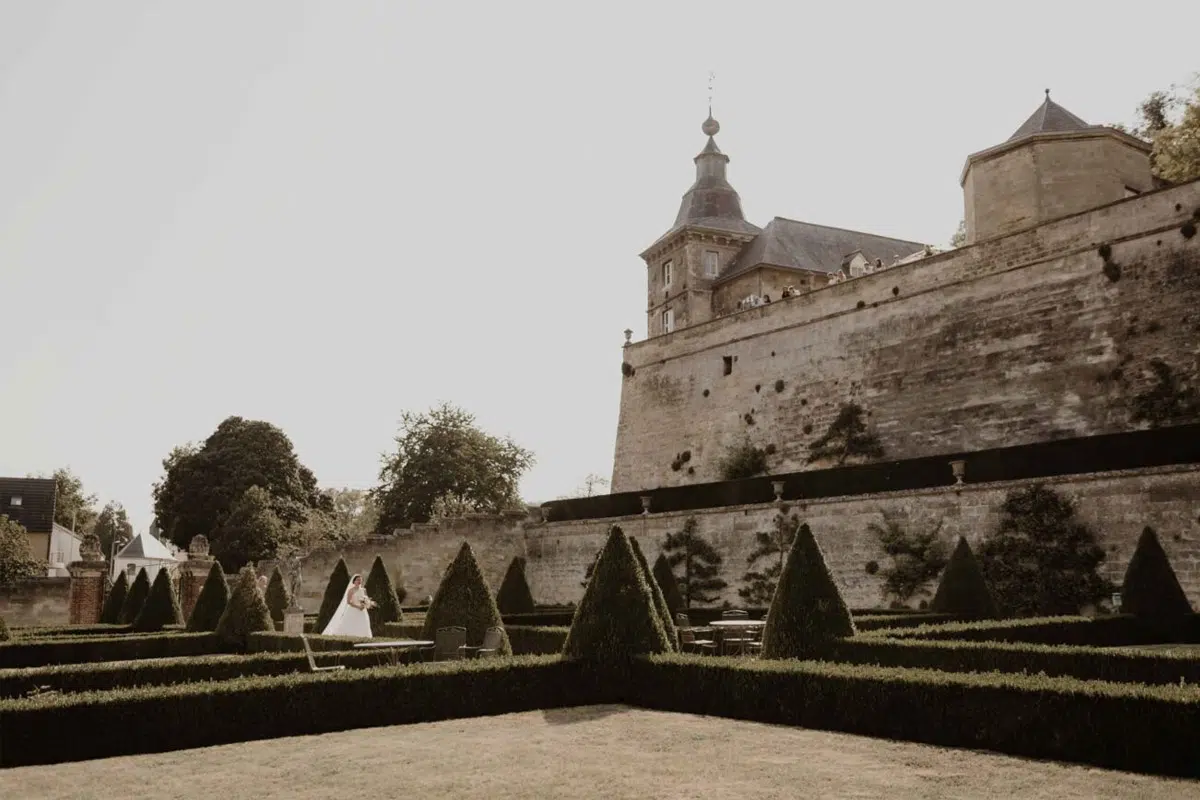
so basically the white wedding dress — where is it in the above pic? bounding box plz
[321,585,373,638]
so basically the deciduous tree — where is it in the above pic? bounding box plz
[0,515,40,588]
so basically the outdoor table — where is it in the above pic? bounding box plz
[353,639,435,667]
[707,620,765,656]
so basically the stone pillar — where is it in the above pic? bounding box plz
[179,535,215,621]
[67,534,107,625]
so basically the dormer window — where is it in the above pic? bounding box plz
[703,250,719,277]
[9,496,21,507]
[662,260,673,288]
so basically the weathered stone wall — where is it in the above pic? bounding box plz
[613,179,1200,493]
[0,578,70,626]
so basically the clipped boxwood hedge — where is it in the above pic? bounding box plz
[378,622,571,657]
[867,615,1188,646]
[629,655,1200,778]
[0,656,605,768]
[9,624,134,639]
[0,632,224,669]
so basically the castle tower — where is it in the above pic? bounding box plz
[961,90,1154,244]
[640,113,760,337]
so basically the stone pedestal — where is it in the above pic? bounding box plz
[67,534,107,625]
[283,609,305,635]
[179,536,216,621]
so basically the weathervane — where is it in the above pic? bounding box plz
[708,71,715,116]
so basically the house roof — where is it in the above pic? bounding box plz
[116,532,177,561]
[721,217,928,282]
[0,477,56,535]
[1008,93,1093,141]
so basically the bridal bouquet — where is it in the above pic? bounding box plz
[359,595,378,611]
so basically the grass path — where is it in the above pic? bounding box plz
[3,705,1196,799]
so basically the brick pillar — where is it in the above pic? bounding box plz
[67,534,107,625]
[179,535,216,621]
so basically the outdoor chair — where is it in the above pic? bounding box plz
[301,634,345,673]
[434,626,467,661]
[675,612,691,629]
[473,626,504,658]
[680,627,716,655]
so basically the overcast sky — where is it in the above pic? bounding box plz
[1,1,1197,535]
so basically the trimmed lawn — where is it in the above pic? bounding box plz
[2,705,1196,799]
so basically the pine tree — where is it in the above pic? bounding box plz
[264,567,292,628]
[562,525,672,662]
[740,508,801,606]
[661,515,727,606]
[316,558,351,632]
[496,555,536,614]
[99,571,129,625]
[979,484,1114,617]
[761,523,855,659]
[118,568,151,625]
[930,537,1000,619]
[630,536,677,651]
[652,553,684,615]
[187,561,230,632]
[421,542,511,655]
[365,555,404,629]
[806,403,885,465]
[215,565,274,649]
[1122,526,1194,618]
[132,568,183,631]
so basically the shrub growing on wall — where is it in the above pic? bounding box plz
[562,525,672,662]
[652,553,685,614]
[930,537,1000,619]
[365,555,404,629]
[496,555,536,615]
[264,567,292,628]
[806,403,884,466]
[133,567,184,632]
[630,536,677,650]
[869,518,949,606]
[740,508,801,606]
[216,566,274,650]
[979,483,1113,617]
[718,440,768,480]
[118,568,152,625]
[99,571,129,625]
[421,542,511,655]
[661,515,727,606]
[1122,526,1194,617]
[187,560,230,632]
[761,523,856,659]
[316,558,351,632]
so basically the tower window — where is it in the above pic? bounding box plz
[723,356,733,375]
[662,260,673,288]
[703,250,719,277]
[9,496,21,506]
[662,308,675,334]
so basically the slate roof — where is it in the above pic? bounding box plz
[0,477,56,535]
[721,217,928,282]
[1008,95,1092,141]
[115,532,177,561]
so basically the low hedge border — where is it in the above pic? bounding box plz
[493,608,946,628]
[824,636,1200,685]
[865,614,1198,646]
[0,655,605,768]
[377,623,571,656]
[10,624,135,639]
[630,655,1200,778]
[247,632,371,653]
[0,632,225,669]
[851,614,958,632]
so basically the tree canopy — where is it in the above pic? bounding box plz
[93,501,134,558]
[1126,77,1200,184]
[371,403,535,533]
[26,467,99,533]
[215,486,285,571]
[0,515,40,588]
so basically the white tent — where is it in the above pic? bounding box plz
[112,532,181,583]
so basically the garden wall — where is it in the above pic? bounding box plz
[0,578,69,627]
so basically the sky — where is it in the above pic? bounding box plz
[1,1,1197,535]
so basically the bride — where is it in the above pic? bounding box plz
[321,573,374,637]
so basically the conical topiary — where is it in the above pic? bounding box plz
[264,566,291,628]
[133,567,183,632]
[316,558,351,632]
[562,525,672,662]
[653,552,685,615]
[761,523,855,659]
[1122,526,1194,617]
[216,566,274,650]
[99,571,129,624]
[630,536,678,651]
[496,556,536,614]
[118,568,152,625]
[365,555,404,630]
[421,542,512,655]
[930,537,1000,619]
[187,560,230,632]
[0,614,8,642]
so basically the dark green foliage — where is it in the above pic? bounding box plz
[718,440,768,480]
[661,515,727,606]
[580,549,600,589]
[118,569,151,625]
[930,537,1000,619]
[496,556,536,614]
[364,555,404,629]
[132,569,183,632]
[264,567,291,626]
[1122,526,1194,617]
[0,514,41,588]
[421,542,511,655]
[215,567,274,650]
[187,561,230,632]
[0,615,7,642]
[214,486,285,572]
[761,523,855,658]
[870,518,949,604]
[869,615,1152,646]
[0,632,222,669]
[562,525,671,661]
[316,558,351,632]
[652,553,684,614]
[979,484,1114,617]
[806,403,884,465]
[99,571,129,625]
[739,508,800,606]
[629,537,677,651]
